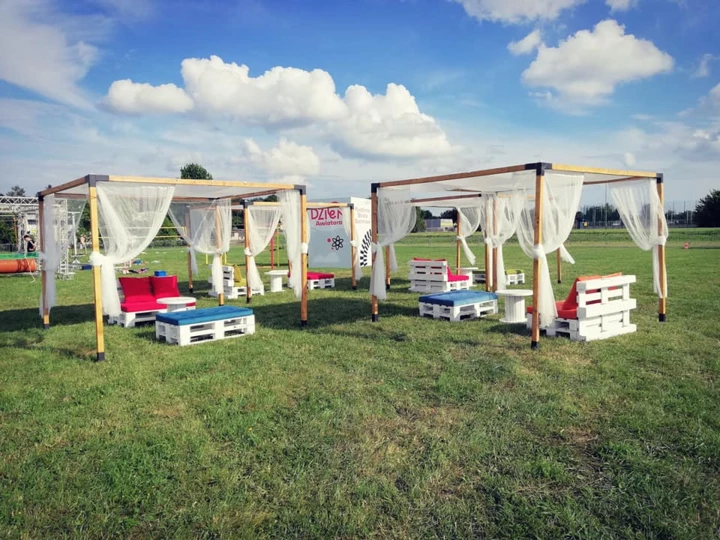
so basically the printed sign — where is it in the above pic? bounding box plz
[308,198,372,269]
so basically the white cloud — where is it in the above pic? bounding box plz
[241,137,321,177]
[181,55,347,127]
[522,20,673,111]
[103,55,457,160]
[606,0,638,12]
[104,80,194,114]
[623,151,636,167]
[692,53,715,78]
[508,30,542,55]
[453,0,585,24]
[0,0,99,109]
[92,0,155,21]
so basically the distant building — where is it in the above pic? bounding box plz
[425,218,455,232]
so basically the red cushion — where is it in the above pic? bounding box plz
[121,299,164,312]
[412,258,447,262]
[561,275,602,310]
[119,277,152,300]
[307,272,334,280]
[448,274,469,282]
[150,275,180,299]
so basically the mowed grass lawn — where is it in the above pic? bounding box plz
[1,229,719,537]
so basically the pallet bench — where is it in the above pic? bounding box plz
[306,272,335,290]
[419,290,498,322]
[208,265,263,299]
[474,268,525,285]
[409,259,470,293]
[155,306,255,346]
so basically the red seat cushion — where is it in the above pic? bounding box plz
[307,272,334,280]
[448,273,469,282]
[121,299,164,313]
[119,277,153,300]
[150,275,180,299]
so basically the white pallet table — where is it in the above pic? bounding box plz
[419,298,497,322]
[506,272,525,285]
[156,312,255,346]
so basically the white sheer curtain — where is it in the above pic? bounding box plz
[477,196,495,285]
[517,173,583,327]
[482,191,525,290]
[457,206,481,265]
[167,199,231,297]
[246,205,282,294]
[91,183,175,316]
[342,206,363,279]
[370,189,415,300]
[611,179,668,297]
[40,196,87,316]
[279,190,304,298]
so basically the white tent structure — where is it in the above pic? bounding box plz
[369,162,668,349]
[38,175,309,362]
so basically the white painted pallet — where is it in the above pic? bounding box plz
[307,277,335,290]
[419,298,498,322]
[155,314,256,346]
[109,308,167,328]
[409,279,469,293]
[209,286,264,300]
[506,273,525,285]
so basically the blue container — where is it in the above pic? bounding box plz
[154,270,167,277]
[81,264,92,271]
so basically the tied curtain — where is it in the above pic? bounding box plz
[39,195,86,317]
[245,206,282,295]
[167,199,232,297]
[370,189,415,301]
[517,173,583,328]
[456,206,481,265]
[91,183,175,317]
[341,207,363,280]
[478,191,525,290]
[278,190,306,298]
[611,179,668,298]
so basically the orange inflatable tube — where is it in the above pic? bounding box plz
[0,259,37,273]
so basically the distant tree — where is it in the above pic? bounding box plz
[440,209,458,222]
[180,163,213,180]
[420,209,434,219]
[695,189,720,227]
[7,185,26,196]
[263,194,278,203]
[412,207,426,233]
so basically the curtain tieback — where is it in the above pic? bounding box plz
[484,238,493,245]
[456,236,463,241]
[532,245,545,259]
[657,237,667,246]
[349,240,358,247]
[301,243,309,254]
[89,251,105,266]
[244,248,253,257]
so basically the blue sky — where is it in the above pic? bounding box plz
[0,0,719,203]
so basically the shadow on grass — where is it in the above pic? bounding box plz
[0,304,95,333]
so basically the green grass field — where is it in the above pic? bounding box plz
[1,229,719,537]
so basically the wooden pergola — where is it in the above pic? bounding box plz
[370,162,667,349]
[38,174,309,362]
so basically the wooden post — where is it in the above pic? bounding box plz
[350,205,357,290]
[657,176,667,322]
[270,234,275,270]
[455,211,461,273]
[39,196,49,329]
[300,189,309,327]
[89,184,105,362]
[185,212,193,293]
[492,198,498,292]
[244,203,252,304]
[556,248,562,284]
[531,169,545,350]
[384,246,391,291]
[371,188,379,321]
[215,205,224,306]
[484,202,492,292]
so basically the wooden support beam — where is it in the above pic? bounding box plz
[350,205,357,290]
[89,184,105,362]
[492,197,498,292]
[556,248,562,284]
[244,204,252,305]
[531,172,545,350]
[657,179,667,322]
[384,246,391,291]
[39,197,49,329]
[371,190,379,322]
[215,205,224,306]
[549,164,658,178]
[300,190,309,327]
[38,176,88,197]
[455,211,461,273]
[185,213,193,293]
[375,164,529,189]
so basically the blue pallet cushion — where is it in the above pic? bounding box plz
[156,306,253,326]
[419,290,498,307]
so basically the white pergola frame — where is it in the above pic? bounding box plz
[370,162,667,349]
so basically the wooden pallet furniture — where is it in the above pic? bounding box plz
[473,268,525,285]
[409,258,471,293]
[155,306,255,346]
[208,264,263,300]
[419,290,498,322]
[110,275,195,328]
[306,271,335,290]
[526,274,637,341]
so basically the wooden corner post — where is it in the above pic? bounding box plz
[88,178,105,362]
[556,248,562,284]
[371,185,379,322]
[455,210,462,273]
[243,201,252,304]
[300,187,309,327]
[185,212,193,293]
[38,195,49,329]
[350,204,357,290]
[657,174,667,322]
[531,165,546,350]
[484,202,492,292]
[215,205,224,306]
[492,197,498,292]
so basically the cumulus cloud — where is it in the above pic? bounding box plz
[606,0,638,11]
[453,0,584,24]
[103,55,456,160]
[508,30,542,55]
[522,20,673,111]
[104,80,193,114]
[0,0,99,109]
[692,53,715,78]
[242,137,321,177]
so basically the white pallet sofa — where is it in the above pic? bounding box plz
[109,275,191,328]
[155,306,255,346]
[419,290,498,322]
[208,265,263,300]
[306,272,335,290]
[408,259,471,293]
[526,274,637,341]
